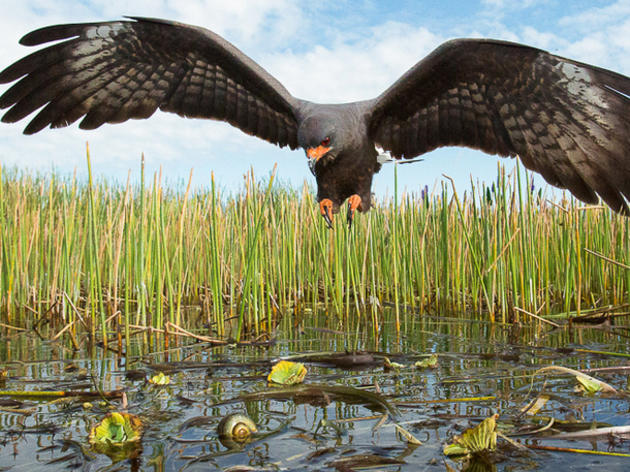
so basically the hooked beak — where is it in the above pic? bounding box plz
[306,145,331,173]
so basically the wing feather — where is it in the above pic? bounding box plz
[368,39,630,212]
[0,17,299,149]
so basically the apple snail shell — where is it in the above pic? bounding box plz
[217,413,257,441]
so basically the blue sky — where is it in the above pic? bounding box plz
[0,0,629,198]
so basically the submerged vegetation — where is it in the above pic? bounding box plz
[0,155,628,345]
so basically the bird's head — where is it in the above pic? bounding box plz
[297,110,376,228]
[298,113,340,176]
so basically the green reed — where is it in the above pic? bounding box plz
[0,158,628,343]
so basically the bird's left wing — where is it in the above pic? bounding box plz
[0,17,300,149]
[367,39,630,213]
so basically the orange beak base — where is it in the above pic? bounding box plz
[306,145,332,161]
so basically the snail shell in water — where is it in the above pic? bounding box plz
[217,413,257,441]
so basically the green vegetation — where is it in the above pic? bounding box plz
[0,157,628,344]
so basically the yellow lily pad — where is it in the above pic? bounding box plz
[90,412,142,444]
[443,414,498,457]
[414,354,438,369]
[89,412,143,462]
[148,372,170,385]
[267,361,307,385]
[384,357,405,370]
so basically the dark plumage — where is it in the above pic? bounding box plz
[1,17,629,224]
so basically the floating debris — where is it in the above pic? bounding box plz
[535,366,617,394]
[0,389,123,399]
[521,395,550,415]
[328,453,405,469]
[546,425,630,441]
[394,423,423,445]
[241,383,399,417]
[527,444,630,458]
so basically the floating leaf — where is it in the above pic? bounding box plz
[89,413,143,462]
[443,443,470,457]
[89,412,143,445]
[148,372,170,385]
[521,394,550,415]
[384,357,405,371]
[414,354,438,369]
[575,374,603,394]
[267,361,307,385]
[443,414,498,457]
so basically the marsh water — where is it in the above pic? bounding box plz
[1,309,630,471]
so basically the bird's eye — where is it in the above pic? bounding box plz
[321,137,331,147]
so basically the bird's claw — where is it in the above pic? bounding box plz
[320,199,334,229]
[346,194,362,229]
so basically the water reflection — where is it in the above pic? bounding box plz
[1,309,629,470]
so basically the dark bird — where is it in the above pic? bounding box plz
[1,17,629,226]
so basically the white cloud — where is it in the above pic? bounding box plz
[556,4,630,73]
[558,0,630,29]
[265,21,442,102]
[481,0,545,7]
[166,0,306,47]
[520,26,564,51]
[480,0,546,10]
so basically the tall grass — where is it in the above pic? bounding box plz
[0,158,628,343]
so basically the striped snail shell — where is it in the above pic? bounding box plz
[217,413,257,441]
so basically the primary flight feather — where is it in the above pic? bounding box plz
[1,17,629,225]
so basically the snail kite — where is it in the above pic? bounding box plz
[1,17,629,226]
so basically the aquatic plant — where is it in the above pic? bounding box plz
[443,413,498,456]
[0,160,627,344]
[148,372,171,385]
[89,411,143,461]
[267,361,307,385]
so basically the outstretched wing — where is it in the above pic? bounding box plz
[368,39,630,213]
[0,17,299,149]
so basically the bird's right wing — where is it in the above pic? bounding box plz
[368,39,630,213]
[0,17,300,149]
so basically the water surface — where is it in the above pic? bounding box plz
[1,311,629,471]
